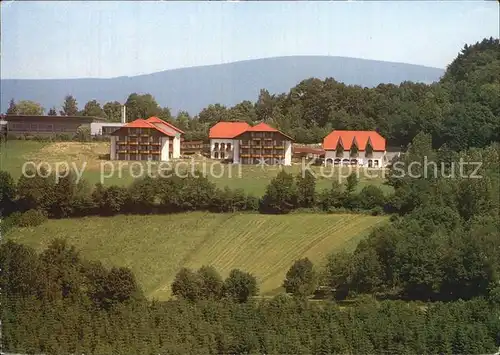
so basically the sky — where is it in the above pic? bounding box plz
[1,1,498,79]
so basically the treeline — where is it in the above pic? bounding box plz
[0,166,389,234]
[2,240,500,355]
[6,38,500,149]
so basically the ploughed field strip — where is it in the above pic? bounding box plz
[8,212,388,300]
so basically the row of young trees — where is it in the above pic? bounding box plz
[2,239,500,355]
[6,95,121,119]
[171,266,259,303]
[6,93,176,122]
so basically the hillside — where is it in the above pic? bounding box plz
[7,212,389,300]
[1,56,444,114]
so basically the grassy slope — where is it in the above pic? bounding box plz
[8,212,388,300]
[0,140,391,195]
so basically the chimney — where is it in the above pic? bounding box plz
[121,105,126,124]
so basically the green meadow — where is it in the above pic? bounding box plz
[8,212,389,300]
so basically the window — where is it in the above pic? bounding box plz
[214,143,219,150]
[214,152,219,159]
[220,143,225,150]
[30,123,38,131]
[221,152,225,159]
[227,143,231,150]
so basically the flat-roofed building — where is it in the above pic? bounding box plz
[4,115,105,138]
[91,122,126,136]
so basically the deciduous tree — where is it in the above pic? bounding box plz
[223,269,258,303]
[15,100,45,115]
[60,95,79,116]
[82,99,105,117]
[283,258,317,297]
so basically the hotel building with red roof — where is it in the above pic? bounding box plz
[209,121,293,165]
[110,117,184,161]
[322,130,387,167]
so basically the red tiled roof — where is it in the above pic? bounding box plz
[323,130,386,151]
[209,121,294,141]
[146,116,185,134]
[246,122,278,132]
[111,118,176,137]
[209,122,251,139]
[123,119,155,129]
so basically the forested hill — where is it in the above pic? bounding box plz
[1,56,443,114]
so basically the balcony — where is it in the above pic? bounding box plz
[150,142,161,146]
[117,150,127,154]
[151,151,160,155]
[274,146,284,150]
[140,150,149,154]
[117,141,128,145]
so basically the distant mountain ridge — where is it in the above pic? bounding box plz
[1,56,444,115]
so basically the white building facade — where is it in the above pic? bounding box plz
[324,150,387,167]
[323,130,388,167]
[209,122,293,166]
